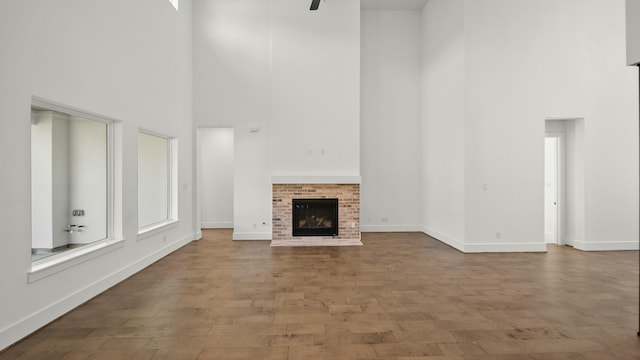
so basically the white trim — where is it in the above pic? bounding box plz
[201,221,233,229]
[271,238,363,247]
[463,242,547,253]
[360,225,423,232]
[31,96,121,125]
[271,175,361,184]
[28,239,125,283]
[193,231,203,241]
[232,231,272,240]
[3,233,196,351]
[137,219,180,240]
[421,226,465,252]
[420,227,546,253]
[573,240,639,251]
[545,116,584,121]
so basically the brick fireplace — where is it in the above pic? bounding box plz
[271,178,361,246]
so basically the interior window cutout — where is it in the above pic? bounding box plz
[31,105,110,262]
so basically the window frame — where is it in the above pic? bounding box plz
[137,128,179,238]
[28,96,123,283]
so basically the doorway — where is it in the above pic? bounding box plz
[544,118,585,248]
[197,127,234,229]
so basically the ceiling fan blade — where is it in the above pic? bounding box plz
[310,0,321,10]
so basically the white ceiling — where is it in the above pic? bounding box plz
[360,0,429,11]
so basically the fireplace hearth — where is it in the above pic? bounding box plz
[292,198,338,236]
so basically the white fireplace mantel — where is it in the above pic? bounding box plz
[271,175,361,185]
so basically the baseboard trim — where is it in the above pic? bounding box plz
[200,221,233,229]
[463,242,547,253]
[420,227,546,253]
[420,226,465,252]
[232,232,272,241]
[573,240,639,251]
[0,232,196,352]
[360,225,423,232]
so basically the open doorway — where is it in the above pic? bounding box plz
[544,118,585,248]
[197,127,234,229]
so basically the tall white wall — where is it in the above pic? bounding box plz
[421,0,637,252]
[361,9,423,231]
[462,0,637,251]
[194,0,361,239]
[193,0,272,240]
[0,0,194,350]
[270,0,361,177]
[199,128,234,228]
[627,0,640,65]
[421,0,466,250]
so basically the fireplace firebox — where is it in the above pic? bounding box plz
[292,198,339,236]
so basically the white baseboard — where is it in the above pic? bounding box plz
[573,240,639,251]
[421,226,465,252]
[463,242,547,253]
[232,231,272,241]
[360,225,423,232]
[200,221,233,229]
[193,230,203,240]
[0,232,196,352]
[420,227,546,253]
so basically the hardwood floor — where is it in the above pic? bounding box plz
[2,230,639,359]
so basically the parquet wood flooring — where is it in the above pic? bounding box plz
[2,230,639,359]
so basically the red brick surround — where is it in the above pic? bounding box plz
[272,184,360,241]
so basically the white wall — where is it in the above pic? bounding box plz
[194,0,361,239]
[462,0,637,251]
[420,0,637,252]
[30,113,56,249]
[69,116,108,244]
[360,9,423,231]
[421,0,467,250]
[52,114,72,248]
[199,128,234,228]
[627,0,640,65]
[270,0,361,177]
[0,0,194,350]
[193,0,273,240]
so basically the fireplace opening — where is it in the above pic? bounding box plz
[292,198,339,236]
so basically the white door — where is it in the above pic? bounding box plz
[544,137,559,244]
